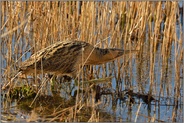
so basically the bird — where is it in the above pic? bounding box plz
[19,40,137,78]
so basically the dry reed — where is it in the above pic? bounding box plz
[1,1,183,122]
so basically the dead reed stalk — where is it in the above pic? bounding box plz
[1,1,183,122]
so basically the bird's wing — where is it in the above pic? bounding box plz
[19,41,66,68]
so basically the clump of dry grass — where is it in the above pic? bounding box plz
[1,1,183,122]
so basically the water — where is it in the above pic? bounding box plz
[1,39,183,122]
[1,2,183,122]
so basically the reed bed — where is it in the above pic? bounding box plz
[1,1,183,122]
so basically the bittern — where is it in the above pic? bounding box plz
[19,40,137,78]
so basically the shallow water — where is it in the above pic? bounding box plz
[1,2,183,122]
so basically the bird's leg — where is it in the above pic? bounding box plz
[48,74,58,95]
[44,73,57,95]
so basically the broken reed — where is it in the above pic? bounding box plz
[1,1,183,121]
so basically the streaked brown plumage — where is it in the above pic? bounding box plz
[19,40,137,78]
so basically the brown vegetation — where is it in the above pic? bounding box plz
[1,1,183,122]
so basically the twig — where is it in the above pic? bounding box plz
[134,102,142,122]
[0,19,28,38]
[29,77,49,107]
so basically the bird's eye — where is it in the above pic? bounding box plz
[103,50,109,55]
